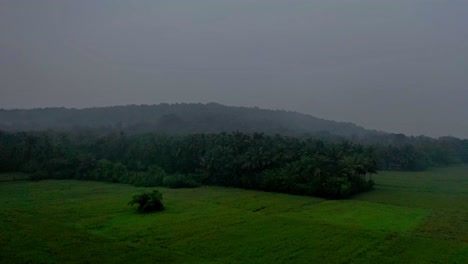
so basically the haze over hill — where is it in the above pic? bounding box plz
[0,103,384,138]
[1,1,468,138]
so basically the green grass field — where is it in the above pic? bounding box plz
[1,166,467,263]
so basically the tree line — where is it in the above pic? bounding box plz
[0,131,380,198]
[372,135,468,171]
[0,131,466,198]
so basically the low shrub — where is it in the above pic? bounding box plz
[128,190,164,213]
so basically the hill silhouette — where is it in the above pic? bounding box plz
[0,103,382,137]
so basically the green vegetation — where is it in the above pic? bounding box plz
[2,129,467,198]
[0,103,372,137]
[2,104,467,176]
[129,190,165,213]
[0,166,467,263]
[0,114,466,262]
[0,131,378,198]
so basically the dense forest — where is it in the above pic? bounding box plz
[0,131,377,198]
[1,103,467,199]
[0,103,379,137]
[1,130,467,198]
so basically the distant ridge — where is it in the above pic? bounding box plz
[0,103,384,137]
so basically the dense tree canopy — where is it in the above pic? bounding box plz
[0,103,375,137]
[0,130,466,198]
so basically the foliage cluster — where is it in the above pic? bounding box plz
[1,130,467,198]
[128,190,164,213]
[374,135,466,171]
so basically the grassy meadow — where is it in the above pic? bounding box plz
[0,166,467,263]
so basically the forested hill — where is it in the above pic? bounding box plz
[0,103,381,137]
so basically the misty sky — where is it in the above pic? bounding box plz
[1,1,467,138]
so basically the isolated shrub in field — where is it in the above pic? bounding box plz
[128,190,164,213]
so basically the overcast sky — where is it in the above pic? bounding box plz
[1,0,467,138]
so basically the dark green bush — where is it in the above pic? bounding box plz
[128,190,164,213]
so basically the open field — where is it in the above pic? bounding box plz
[0,166,467,263]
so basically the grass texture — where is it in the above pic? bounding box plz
[0,166,467,263]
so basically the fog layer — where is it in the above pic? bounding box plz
[1,1,467,138]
